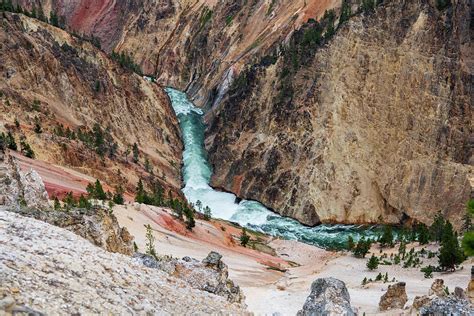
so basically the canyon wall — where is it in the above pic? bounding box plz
[205,0,473,226]
[5,0,472,227]
[0,13,182,196]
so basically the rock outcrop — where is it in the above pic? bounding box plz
[0,12,183,198]
[379,282,408,311]
[411,279,474,314]
[9,206,134,256]
[429,279,447,297]
[297,277,355,316]
[206,0,473,227]
[0,210,246,314]
[0,150,48,210]
[133,251,245,304]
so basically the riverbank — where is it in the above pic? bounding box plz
[113,203,472,315]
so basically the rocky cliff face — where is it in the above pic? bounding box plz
[12,0,339,106]
[206,0,473,226]
[0,12,182,196]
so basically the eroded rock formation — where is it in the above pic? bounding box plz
[379,282,408,311]
[297,277,355,316]
[0,150,49,209]
[206,0,473,227]
[134,251,245,304]
[0,12,183,197]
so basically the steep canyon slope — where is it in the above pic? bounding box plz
[5,0,473,227]
[0,13,182,197]
[206,0,473,226]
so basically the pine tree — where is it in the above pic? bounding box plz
[132,142,139,163]
[347,235,355,250]
[240,228,250,247]
[367,254,379,270]
[93,179,107,200]
[203,206,212,220]
[135,179,146,203]
[353,237,371,258]
[183,206,195,230]
[430,212,445,243]
[78,194,91,209]
[53,197,61,210]
[34,117,42,134]
[462,231,474,257]
[145,224,157,259]
[379,226,394,248]
[20,139,35,158]
[438,221,465,271]
[417,223,430,245]
[6,131,17,151]
[113,185,125,205]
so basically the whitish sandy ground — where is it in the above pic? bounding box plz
[113,203,472,315]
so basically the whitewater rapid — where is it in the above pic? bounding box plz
[166,88,379,249]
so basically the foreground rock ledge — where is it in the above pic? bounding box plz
[0,210,246,314]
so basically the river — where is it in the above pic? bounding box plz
[166,88,381,249]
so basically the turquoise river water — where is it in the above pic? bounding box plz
[166,88,382,249]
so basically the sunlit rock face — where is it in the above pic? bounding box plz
[206,0,473,227]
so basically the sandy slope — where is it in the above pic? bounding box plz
[113,204,472,315]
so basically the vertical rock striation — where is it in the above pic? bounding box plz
[206,0,473,227]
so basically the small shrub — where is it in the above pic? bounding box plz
[240,228,250,247]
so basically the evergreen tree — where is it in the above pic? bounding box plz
[49,10,59,27]
[338,0,351,26]
[367,254,379,270]
[398,240,406,260]
[135,179,146,203]
[132,142,139,163]
[347,235,355,250]
[183,206,195,230]
[78,194,91,209]
[93,179,107,200]
[53,197,61,210]
[379,226,394,248]
[417,223,430,245]
[112,185,125,205]
[20,139,35,158]
[438,221,465,271]
[430,212,445,243]
[353,237,371,258]
[34,117,42,134]
[145,224,157,259]
[462,231,474,257]
[6,131,17,150]
[203,206,212,220]
[240,228,250,247]
[62,192,76,210]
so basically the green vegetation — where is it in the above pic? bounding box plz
[200,6,213,28]
[347,235,355,250]
[86,179,107,200]
[203,206,212,221]
[34,117,42,134]
[438,220,465,271]
[20,138,35,158]
[379,226,394,248]
[145,224,158,260]
[240,228,250,247]
[132,142,139,163]
[339,0,352,26]
[367,254,379,270]
[112,185,125,205]
[421,265,434,278]
[352,237,371,258]
[110,51,142,75]
[436,0,451,10]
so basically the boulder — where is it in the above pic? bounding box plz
[420,296,473,315]
[429,279,447,297]
[379,282,408,311]
[133,251,245,304]
[412,295,430,310]
[297,278,355,316]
